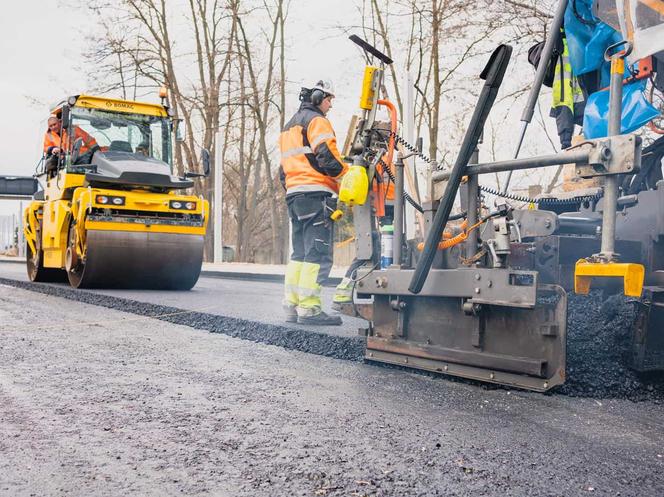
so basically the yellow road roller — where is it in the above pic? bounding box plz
[24,94,209,290]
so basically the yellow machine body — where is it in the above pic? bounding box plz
[359,66,379,111]
[72,94,168,117]
[25,94,209,290]
[574,259,645,298]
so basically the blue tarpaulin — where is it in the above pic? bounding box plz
[583,79,660,138]
[564,0,658,137]
[564,0,625,86]
[564,2,618,76]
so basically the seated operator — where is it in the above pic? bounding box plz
[42,114,100,171]
[135,142,150,157]
[43,115,63,175]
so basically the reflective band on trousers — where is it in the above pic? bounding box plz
[296,286,321,297]
[281,146,313,159]
[298,262,322,310]
[284,260,302,307]
[310,132,335,151]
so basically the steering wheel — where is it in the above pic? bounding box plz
[73,144,102,165]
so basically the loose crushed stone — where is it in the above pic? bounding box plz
[561,292,664,401]
[1,277,662,401]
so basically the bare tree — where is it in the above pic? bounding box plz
[235,0,288,262]
[352,0,564,202]
[356,0,504,167]
[86,0,291,263]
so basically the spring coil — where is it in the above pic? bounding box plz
[372,129,437,167]
[390,132,435,166]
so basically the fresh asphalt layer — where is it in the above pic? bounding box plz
[0,262,362,338]
[1,261,664,401]
[1,285,663,497]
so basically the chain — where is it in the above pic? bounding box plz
[376,156,425,213]
[479,184,603,206]
[374,130,603,208]
[460,246,487,266]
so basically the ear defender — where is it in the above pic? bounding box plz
[310,89,325,106]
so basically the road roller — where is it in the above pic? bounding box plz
[24,94,209,290]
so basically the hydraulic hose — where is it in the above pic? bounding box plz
[377,99,397,168]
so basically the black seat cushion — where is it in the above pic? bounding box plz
[109,141,133,153]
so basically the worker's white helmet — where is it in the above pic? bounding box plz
[311,79,335,98]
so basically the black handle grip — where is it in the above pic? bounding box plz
[349,34,393,65]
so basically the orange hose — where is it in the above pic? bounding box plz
[377,99,397,171]
[416,219,483,252]
[376,98,426,237]
[648,120,664,135]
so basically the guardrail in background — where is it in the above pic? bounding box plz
[0,176,38,200]
[0,176,36,257]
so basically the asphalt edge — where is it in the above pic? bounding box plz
[0,277,364,362]
[1,258,342,285]
[200,270,342,286]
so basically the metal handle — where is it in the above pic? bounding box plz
[604,40,633,61]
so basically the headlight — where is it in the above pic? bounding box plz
[96,195,125,206]
[170,200,196,210]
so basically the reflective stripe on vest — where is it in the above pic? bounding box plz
[310,132,335,151]
[552,38,584,111]
[281,146,313,159]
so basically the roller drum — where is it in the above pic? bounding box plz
[68,230,204,290]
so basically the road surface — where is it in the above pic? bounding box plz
[1,284,662,496]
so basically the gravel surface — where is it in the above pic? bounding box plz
[1,285,663,497]
[1,275,663,401]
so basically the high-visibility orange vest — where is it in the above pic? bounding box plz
[43,130,61,154]
[42,126,98,155]
[279,102,348,196]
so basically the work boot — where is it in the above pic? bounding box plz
[284,306,298,323]
[332,277,354,310]
[297,311,342,326]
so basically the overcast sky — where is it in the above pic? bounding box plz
[0,2,87,176]
[0,0,558,221]
[0,1,367,216]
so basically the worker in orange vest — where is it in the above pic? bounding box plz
[279,79,348,326]
[43,115,99,174]
[43,115,65,156]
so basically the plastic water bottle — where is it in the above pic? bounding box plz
[380,225,394,268]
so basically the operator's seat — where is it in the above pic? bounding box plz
[109,140,133,153]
